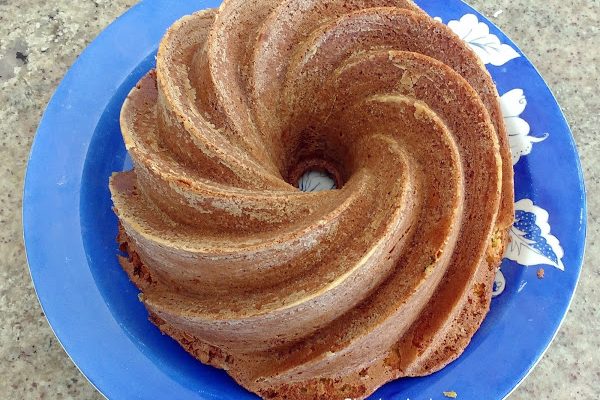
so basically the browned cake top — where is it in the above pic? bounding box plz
[109,1,513,399]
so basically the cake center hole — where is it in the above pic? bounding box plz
[298,169,337,192]
[287,157,343,192]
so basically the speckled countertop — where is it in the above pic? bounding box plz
[1,0,598,399]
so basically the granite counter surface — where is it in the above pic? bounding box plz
[1,0,598,399]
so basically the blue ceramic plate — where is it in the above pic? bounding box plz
[23,0,586,399]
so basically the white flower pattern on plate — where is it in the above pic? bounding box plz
[298,170,336,192]
[437,14,521,66]
[505,199,565,270]
[500,89,549,165]
[492,269,506,298]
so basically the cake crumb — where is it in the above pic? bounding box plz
[443,391,458,398]
[493,9,503,18]
[537,268,545,279]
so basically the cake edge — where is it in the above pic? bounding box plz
[115,223,509,400]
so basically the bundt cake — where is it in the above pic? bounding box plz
[109,0,513,398]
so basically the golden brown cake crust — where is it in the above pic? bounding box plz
[110,1,513,399]
[118,224,507,400]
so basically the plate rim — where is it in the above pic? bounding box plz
[22,0,587,399]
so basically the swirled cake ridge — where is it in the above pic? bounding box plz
[109,1,513,399]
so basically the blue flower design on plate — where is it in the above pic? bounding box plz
[505,199,565,270]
